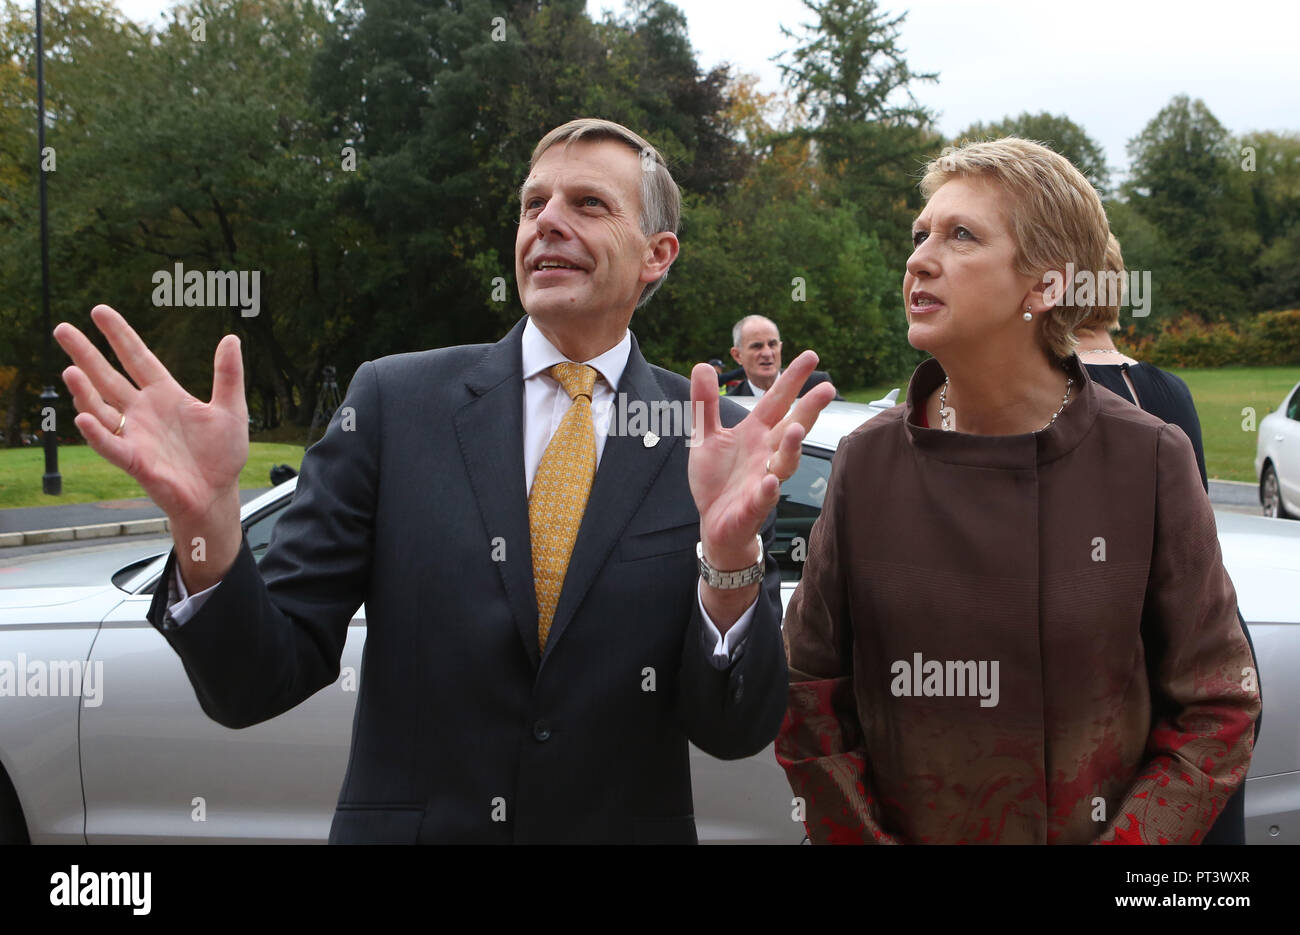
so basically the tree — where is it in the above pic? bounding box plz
[0,0,394,434]
[956,111,1110,195]
[774,0,942,271]
[647,145,910,388]
[310,0,750,363]
[1237,130,1300,310]
[0,0,149,444]
[776,0,935,128]
[1122,95,1258,320]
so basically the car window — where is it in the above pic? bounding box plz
[144,458,830,591]
[137,499,291,595]
[1287,385,1300,421]
[771,448,832,582]
[244,502,289,564]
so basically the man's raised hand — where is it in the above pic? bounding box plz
[53,305,249,591]
[687,350,835,629]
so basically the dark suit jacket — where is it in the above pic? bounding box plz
[727,370,839,399]
[146,317,788,844]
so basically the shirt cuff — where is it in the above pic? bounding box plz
[162,562,221,630]
[697,579,757,670]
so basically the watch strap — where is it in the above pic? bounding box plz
[696,535,765,589]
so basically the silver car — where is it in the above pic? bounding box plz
[1,395,1297,843]
[1257,379,1300,520]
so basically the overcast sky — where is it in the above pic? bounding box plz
[115,0,1298,180]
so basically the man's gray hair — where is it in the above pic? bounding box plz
[732,315,779,349]
[526,118,681,308]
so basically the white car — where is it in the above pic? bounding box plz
[1257,379,1300,519]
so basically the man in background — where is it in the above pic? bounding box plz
[726,315,840,399]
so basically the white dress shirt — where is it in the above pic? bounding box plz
[743,370,780,399]
[166,317,755,667]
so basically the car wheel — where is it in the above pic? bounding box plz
[1262,464,1293,519]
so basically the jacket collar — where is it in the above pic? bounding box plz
[902,354,1098,468]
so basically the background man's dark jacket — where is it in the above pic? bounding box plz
[146,317,787,844]
[726,370,839,399]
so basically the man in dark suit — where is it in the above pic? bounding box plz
[726,315,840,399]
[53,119,835,843]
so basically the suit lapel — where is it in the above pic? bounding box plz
[540,335,679,668]
[452,318,541,668]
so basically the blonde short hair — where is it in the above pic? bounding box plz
[920,138,1111,358]
[527,118,681,308]
[1074,233,1126,333]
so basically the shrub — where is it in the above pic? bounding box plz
[1113,310,1299,367]
[1245,309,1300,365]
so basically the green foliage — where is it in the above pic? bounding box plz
[775,0,936,127]
[1240,130,1300,311]
[1118,309,1300,368]
[955,111,1110,195]
[1121,95,1258,321]
[646,183,909,387]
[0,0,1294,455]
[1248,308,1300,365]
[774,0,943,271]
[311,0,749,361]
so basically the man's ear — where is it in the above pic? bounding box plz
[729,346,742,366]
[640,232,679,284]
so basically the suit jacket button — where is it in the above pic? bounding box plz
[732,675,744,703]
[533,720,551,742]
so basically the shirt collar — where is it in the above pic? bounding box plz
[521,316,631,391]
[746,369,780,396]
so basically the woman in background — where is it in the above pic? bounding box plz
[1075,235,1206,489]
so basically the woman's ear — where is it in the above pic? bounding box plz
[1034,265,1070,309]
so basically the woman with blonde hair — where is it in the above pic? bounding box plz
[777,138,1260,844]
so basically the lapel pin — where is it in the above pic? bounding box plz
[643,431,659,448]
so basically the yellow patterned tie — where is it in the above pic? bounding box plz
[530,362,598,651]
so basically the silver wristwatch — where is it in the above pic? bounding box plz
[696,535,765,589]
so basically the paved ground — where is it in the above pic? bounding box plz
[1209,479,1259,511]
[0,489,272,535]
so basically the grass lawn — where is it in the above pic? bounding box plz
[844,365,1299,484]
[0,442,305,509]
[843,380,909,406]
[2,366,1293,508]
[1170,367,1298,483]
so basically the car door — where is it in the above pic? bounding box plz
[1278,384,1300,512]
[80,501,367,843]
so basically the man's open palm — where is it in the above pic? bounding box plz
[53,304,249,528]
[687,349,835,566]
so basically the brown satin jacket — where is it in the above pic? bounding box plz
[777,355,1261,844]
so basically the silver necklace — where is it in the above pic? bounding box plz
[1079,348,1121,355]
[938,373,1074,433]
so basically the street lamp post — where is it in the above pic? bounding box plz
[36,0,61,495]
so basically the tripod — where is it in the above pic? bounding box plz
[307,365,342,445]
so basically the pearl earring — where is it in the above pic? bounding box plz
[1023,306,1033,321]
